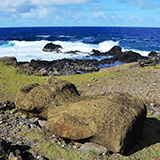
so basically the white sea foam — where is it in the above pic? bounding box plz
[122,48,150,57]
[0,39,149,62]
[99,40,119,52]
[36,35,50,38]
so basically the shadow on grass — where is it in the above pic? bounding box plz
[127,117,160,155]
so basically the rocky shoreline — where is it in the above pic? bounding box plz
[2,44,159,76]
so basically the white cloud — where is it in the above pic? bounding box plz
[137,0,154,9]
[93,11,107,19]
[30,0,97,6]
[21,7,49,19]
[72,13,83,20]
[21,10,36,19]
[129,14,135,20]
[0,0,29,13]
[117,0,155,9]
[0,0,97,26]
[0,0,97,13]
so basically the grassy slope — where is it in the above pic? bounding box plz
[0,62,160,159]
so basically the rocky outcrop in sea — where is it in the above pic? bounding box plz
[1,44,160,76]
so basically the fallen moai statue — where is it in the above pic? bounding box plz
[15,77,147,154]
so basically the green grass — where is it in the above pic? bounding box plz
[0,63,47,101]
[0,62,160,160]
[16,127,100,160]
[0,62,129,100]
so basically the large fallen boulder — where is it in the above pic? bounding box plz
[15,77,80,119]
[47,92,147,154]
[15,78,147,154]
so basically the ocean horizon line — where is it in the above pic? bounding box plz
[0,26,160,29]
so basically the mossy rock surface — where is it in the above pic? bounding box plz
[47,92,147,154]
[0,56,18,66]
[15,77,80,119]
[15,77,147,155]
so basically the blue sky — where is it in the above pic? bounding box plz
[0,0,160,27]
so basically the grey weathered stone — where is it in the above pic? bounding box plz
[8,149,22,160]
[80,142,108,155]
[153,110,160,118]
[38,120,47,129]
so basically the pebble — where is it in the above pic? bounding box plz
[38,120,47,129]
[30,124,36,128]
[73,142,82,148]
[72,145,78,150]
[62,144,65,148]
[150,103,155,107]
[21,115,27,119]
[10,109,18,114]
[8,149,22,160]
[153,110,160,118]
[37,155,46,160]
[19,122,25,126]
[0,121,3,125]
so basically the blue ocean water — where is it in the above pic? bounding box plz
[0,27,160,61]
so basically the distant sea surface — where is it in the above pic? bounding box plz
[0,27,160,62]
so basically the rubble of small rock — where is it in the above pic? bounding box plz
[0,100,110,159]
[0,101,48,160]
[1,98,160,159]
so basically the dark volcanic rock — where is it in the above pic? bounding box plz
[118,51,148,63]
[0,138,34,160]
[107,46,147,63]
[148,51,158,59]
[0,138,10,151]
[90,46,122,57]
[29,59,99,76]
[99,58,115,65]
[107,45,122,56]
[148,51,160,64]
[0,101,15,111]
[91,49,108,56]
[90,46,147,63]
[42,42,62,52]
[65,50,80,54]
[139,60,156,67]
[1,45,149,77]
